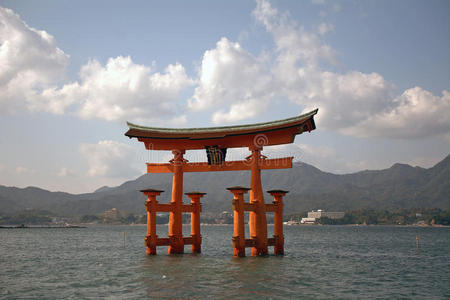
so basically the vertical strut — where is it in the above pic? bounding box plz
[141,189,164,255]
[268,190,288,255]
[228,187,249,257]
[249,147,268,256]
[186,192,205,253]
[168,149,185,254]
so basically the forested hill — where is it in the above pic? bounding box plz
[1,154,449,216]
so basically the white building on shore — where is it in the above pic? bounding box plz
[300,217,317,224]
[301,210,345,224]
[308,210,345,220]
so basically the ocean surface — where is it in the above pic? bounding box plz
[1,225,449,299]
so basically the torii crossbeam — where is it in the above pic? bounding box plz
[125,109,318,256]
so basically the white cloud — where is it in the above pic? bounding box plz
[188,37,274,123]
[311,0,341,15]
[212,98,268,124]
[317,22,334,35]
[293,70,394,129]
[57,167,75,177]
[252,0,450,139]
[443,133,450,143]
[79,140,142,178]
[238,30,249,43]
[343,88,450,138]
[2,2,449,140]
[0,6,69,114]
[254,0,337,68]
[0,6,194,124]
[48,56,194,123]
[332,3,342,13]
[188,0,450,137]
[168,114,188,126]
[15,166,36,175]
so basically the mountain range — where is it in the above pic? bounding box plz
[1,154,449,216]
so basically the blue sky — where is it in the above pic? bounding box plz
[0,0,449,193]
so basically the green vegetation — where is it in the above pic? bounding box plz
[79,214,100,223]
[77,211,169,224]
[0,210,53,225]
[2,208,449,226]
[316,208,450,225]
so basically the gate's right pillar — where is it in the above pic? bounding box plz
[249,146,268,256]
[185,192,206,253]
[267,189,288,255]
[168,149,185,254]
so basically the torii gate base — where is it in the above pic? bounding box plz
[141,188,205,255]
[228,187,287,257]
[141,185,288,257]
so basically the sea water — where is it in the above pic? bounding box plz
[1,225,449,299]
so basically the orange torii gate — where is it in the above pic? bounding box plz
[125,109,318,256]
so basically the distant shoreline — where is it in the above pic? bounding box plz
[0,225,86,229]
[3,223,448,228]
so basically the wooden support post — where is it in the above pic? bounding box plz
[168,149,185,254]
[185,192,206,253]
[267,189,288,255]
[249,147,268,256]
[140,188,164,255]
[227,186,250,257]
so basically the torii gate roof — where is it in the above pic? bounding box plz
[125,108,318,150]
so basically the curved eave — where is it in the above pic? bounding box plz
[125,109,318,140]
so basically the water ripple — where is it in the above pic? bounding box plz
[1,225,449,299]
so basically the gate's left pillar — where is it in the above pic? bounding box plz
[140,188,164,255]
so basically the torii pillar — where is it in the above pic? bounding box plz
[268,189,288,255]
[249,146,268,256]
[185,192,205,253]
[141,188,164,255]
[228,186,250,257]
[168,149,185,254]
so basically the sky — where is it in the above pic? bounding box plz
[0,0,449,193]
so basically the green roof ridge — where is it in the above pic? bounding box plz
[126,109,318,133]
